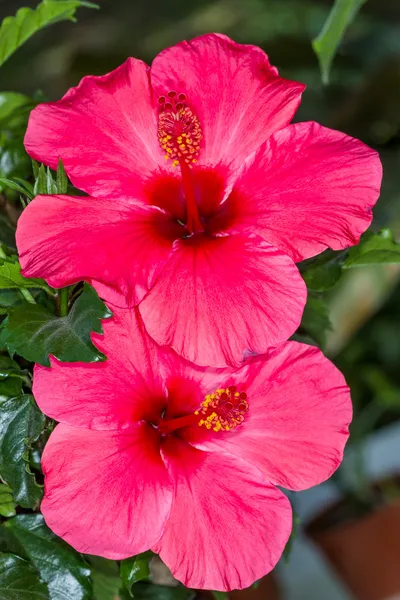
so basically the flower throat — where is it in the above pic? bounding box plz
[157,91,203,233]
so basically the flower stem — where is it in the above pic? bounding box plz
[58,287,69,317]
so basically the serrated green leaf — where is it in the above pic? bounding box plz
[1,515,92,600]
[121,553,151,596]
[312,0,367,84]
[0,484,16,517]
[0,394,45,508]
[0,284,112,366]
[0,553,49,599]
[300,294,332,349]
[0,1,98,68]
[343,229,400,268]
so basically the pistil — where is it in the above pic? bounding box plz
[179,158,203,233]
[157,91,204,234]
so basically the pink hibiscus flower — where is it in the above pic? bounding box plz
[34,309,352,591]
[17,34,382,367]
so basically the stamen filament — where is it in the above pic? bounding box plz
[158,413,199,435]
[179,159,203,234]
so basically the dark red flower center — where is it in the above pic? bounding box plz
[158,386,248,435]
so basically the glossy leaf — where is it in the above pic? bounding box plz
[0,394,45,508]
[0,93,30,123]
[0,553,48,599]
[0,1,99,68]
[343,229,400,268]
[1,515,92,600]
[312,0,367,84]
[121,553,151,596]
[0,484,16,518]
[301,250,343,292]
[89,557,123,600]
[0,284,112,366]
[0,355,28,397]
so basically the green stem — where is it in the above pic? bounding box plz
[58,287,69,317]
[20,288,36,304]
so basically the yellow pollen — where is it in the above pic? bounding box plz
[197,386,249,432]
[157,92,203,166]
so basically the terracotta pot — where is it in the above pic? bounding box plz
[307,500,400,600]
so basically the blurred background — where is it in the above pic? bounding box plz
[1,0,400,598]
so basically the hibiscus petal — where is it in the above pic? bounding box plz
[153,438,291,591]
[24,58,163,197]
[139,233,307,367]
[221,121,382,261]
[151,34,305,168]
[187,342,352,491]
[33,309,167,429]
[41,423,172,559]
[16,194,179,307]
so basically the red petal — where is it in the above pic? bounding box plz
[151,34,305,169]
[25,58,164,198]
[220,121,382,261]
[139,233,306,367]
[33,309,168,429]
[41,423,172,559]
[17,195,179,307]
[186,342,352,491]
[153,438,291,591]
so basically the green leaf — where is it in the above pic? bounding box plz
[312,0,367,84]
[56,160,68,195]
[0,355,29,397]
[1,515,92,600]
[343,229,400,268]
[0,257,52,294]
[300,294,332,348]
[121,553,151,596]
[0,177,33,199]
[0,553,49,599]
[0,1,98,68]
[0,394,45,508]
[0,93,30,123]
[33,165,57,196]
[0,284,112,366]
[0,484,16,518]
[89,558,123,600]
[33,161,69,197]
[301,251,343,292]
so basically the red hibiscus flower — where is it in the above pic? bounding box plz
[34,309,352,591]
[17,34,382,367]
